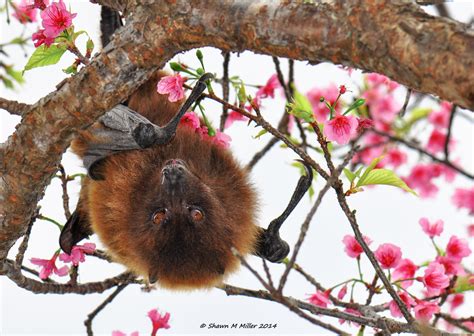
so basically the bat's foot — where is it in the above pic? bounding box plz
[256,228,290,263]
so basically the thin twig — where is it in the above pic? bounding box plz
[437,313,474,333]
[444,104,456,160]
[85,283,129,336]
[246,137,279,171]
[15,208,39,267]
[58,164,71,219]
[219,52,231,131]
[399,88,412,117]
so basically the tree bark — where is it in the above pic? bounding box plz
[1,0,473,267]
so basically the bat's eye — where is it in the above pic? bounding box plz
[189,207,204,222]
[152,208,168,225]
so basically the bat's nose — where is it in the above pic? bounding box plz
[162,159,186,186]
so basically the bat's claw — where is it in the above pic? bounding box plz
[256,229,290,263]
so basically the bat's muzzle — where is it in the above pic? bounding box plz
[161,159,187,188]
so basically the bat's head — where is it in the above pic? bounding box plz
[88,128,259,289]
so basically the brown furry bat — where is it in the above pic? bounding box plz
[59,7,312,290]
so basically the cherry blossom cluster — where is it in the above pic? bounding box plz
[112,308,170,336]
[30,242,95,279]
[308,217,472,328]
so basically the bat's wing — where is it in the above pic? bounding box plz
[84,73,213,180]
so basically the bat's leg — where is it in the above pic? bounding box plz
[256,161,313,262]
[84,73,214,179]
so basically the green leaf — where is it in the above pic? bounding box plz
[357,156,384,186]
[1,76,14,89]
[71,30,86,43]
[23,45,67,73]
[5,66,24,84]
[343,98,365,115]
[343,168,356,183]
[86,38,94,53]
[253,129,268,139]
[454,275,474,293]
[287,89,315,123]
[356,168,417,195]
[397,107,432,134]
[237,82,247,104]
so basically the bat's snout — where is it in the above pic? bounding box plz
[161,159,187,187]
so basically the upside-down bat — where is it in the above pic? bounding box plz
[59,7,312,290]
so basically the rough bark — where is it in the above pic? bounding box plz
[1,0,473,267]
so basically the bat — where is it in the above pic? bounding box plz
[59,7,313,290]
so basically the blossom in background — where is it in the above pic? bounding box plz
[385,148,407,168]
[157,74,186,102]
[30,0,50,10]
[342,235,372,259]
[148,309,171,336]
[419,218,443,238]
[435,256,463,276]
[59,242,96,266]
[452,187,474,214]
[404,163,439,198]
[426,129,452,154]
[413,300,440,321]
[366,73,399,91]
[255,74,280,102]
[307,84,341,123]
[32,29,55,47]
[421,262,450,295]
[12,0,37,23]
[337,285,347,300]
[356,117,374,134]
[111,331,139,336]
[224,110,248,129]
[212,130,232,149]
[374,243,402,269]
[448,293,464,312]
[30,252,69,279]
[445,235,472,262]
[41,0,77,38]
[323,114,359,145]
[392,258,418,288]
[468,224,474,237]
[180,111,201,130]
[388,292,415,318]
[428,101,452,128]
[308,290,330,308]
[368,95,400,124]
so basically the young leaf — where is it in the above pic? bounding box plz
[253,129,268,139]
[287,89,315,123]
[356,168,417,195]
[23,45,67,73]
[5,66,24,84]
[343,168,356,183]
[343,98,365,115]
[357,156,384,186]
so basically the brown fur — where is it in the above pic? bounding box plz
[71,71,259,289]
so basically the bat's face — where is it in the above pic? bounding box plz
[88,130,258,289]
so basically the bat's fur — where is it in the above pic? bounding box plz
[70,72,259,289]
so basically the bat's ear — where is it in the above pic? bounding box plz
[59,210,92,254]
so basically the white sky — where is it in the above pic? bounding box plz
[0,1,473,335]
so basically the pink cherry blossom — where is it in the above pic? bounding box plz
[342,235,372,259]
[388,292,415,318]
[428,101,452,128]
[338,308,362,326]
[432,163,456,182]
[392,258,418,288]
[156,74,186,102]
[147,309,170,336]
[307,84,341,123]
[404,164,439,198]
[30,0,49,10]
[59,242,96,266]
[366,73,399,91]
[254,74,280,103]
[418,218,443,238]
[337,285,348,300]
[374,243,402,269]
[413,300,440,321]
[452,187,474,214]
[448,293,464,311]
[224,111,248,129]
[308,290,330,308]
[323,115,359,145]
[32,29,55,47]
[426,129,452,154]
[180,112,201,130]
[422,262,450,295]
[41,0,77,38]
[385,148,407,168]
[212,131,232,149]
[30,252,69,279]
[369,95,400,124]
[435,256,463,276]
[12,0,37,23]
[468,224,474,237]
[112,331,139,336]
[356,117,374,134]
[445,235,472,262]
